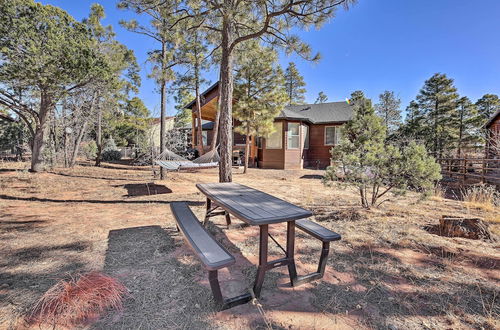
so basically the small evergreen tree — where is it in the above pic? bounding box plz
[101,136,122,161]
[284,62,306,105]
[233,41,287,173]
[324,91,441,208]
[315,91,328,104]
[375,90,402,133]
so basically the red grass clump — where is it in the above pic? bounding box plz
[27,272,128,328]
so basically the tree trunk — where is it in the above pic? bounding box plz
[194,90,204,155]
[218,16,234,183]
[210,100,221,151]
[243,126,250,174]
[457,105,464,158]
[194,54,204,155]
[159,39,167,179]
[95,101,102,167]
[69,119,88,167]
[30,92,52,172]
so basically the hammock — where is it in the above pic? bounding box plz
[155,147,219,171]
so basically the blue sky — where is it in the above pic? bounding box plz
[40,0,500,118]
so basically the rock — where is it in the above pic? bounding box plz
[439,216,492,240]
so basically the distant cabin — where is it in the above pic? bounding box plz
[186,82,353,169]
[485,110,500,159]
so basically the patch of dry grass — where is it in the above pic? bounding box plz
[462,184,500,212]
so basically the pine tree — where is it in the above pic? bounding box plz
[416,73,459,158]
[233,41,287,173]
[174,25,212,154]
[325,91,441,208]
[284,62,307,105]
[456,97,483,157]
[0,0,108,172]
[475,94,500,122]
[375,90,402,133]
[315,91,328,104]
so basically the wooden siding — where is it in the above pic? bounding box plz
[305,123,342,169]
[258,120,285,169]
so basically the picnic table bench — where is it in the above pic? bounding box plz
[170,183,341,310]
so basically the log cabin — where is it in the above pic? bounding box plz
[186,82,353,169]
[485,109,500,159]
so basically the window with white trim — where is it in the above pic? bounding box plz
[325,126,341,145]
[287,123,300,149]
[266,122,282,149]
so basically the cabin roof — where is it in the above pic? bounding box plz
[186,81,354,124]
[278,102,353,124]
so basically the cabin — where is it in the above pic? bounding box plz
[485,110,500,159]
[186,82,353,169]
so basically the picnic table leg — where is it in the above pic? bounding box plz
[286,221,298,286]
[225,212,231,226]
[253,224,268,298]
[203,198,211,225]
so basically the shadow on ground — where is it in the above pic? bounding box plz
[92,225,216,329]
[0,194,202,205]
[117,183,172,197]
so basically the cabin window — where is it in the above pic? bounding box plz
[302,125,309,149]
[287,123,300,149]
[325,126,341,145]
[266,122,282,149]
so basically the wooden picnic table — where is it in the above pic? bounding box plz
[196,182,314,297]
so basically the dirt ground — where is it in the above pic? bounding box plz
[0,160,499,330]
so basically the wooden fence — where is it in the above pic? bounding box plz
[437,158,500,186]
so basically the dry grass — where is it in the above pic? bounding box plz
[0,160,499,329]
[462,184,500,211]
[27,272,127,328]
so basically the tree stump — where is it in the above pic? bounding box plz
[439,216,492,240]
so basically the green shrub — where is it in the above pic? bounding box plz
[100,137,122,161]
[101,150,122,161]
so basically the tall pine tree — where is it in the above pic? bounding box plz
[284,62,306,105]
[416,73,459,158]
[233,41,287,173]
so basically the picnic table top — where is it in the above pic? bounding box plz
[196,182,312,225]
